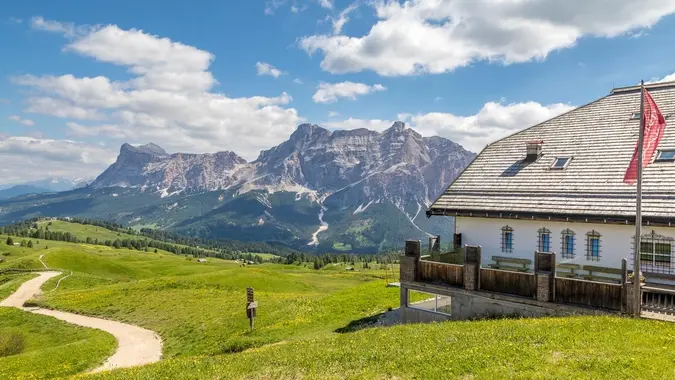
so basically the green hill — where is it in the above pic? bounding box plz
[1,230,673,379]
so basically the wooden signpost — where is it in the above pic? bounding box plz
[246,287,257,329]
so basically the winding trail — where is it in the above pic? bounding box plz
[0,271,163,373]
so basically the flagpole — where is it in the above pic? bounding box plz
[634,80,645,316]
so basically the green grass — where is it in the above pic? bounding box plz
[35,221,217,255]
[34,261,400,358]
[247,253,280,260]
[0,308,116,380]
[37,220,137,242]
[332,242,353,251]
[5,224,675,379]
[83,316,675,380]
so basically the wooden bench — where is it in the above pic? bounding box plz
[556,263,581,278]
[489,256,531,272]
[582,265,623,283]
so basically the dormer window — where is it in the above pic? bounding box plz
[656,149,675,162]
[550,157,572,169]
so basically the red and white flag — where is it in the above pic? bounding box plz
[623,89,668,184]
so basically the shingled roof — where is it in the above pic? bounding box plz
[427,81,675,225]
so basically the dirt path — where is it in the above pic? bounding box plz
[0,271,163,373]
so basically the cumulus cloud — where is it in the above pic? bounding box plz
[650,72,675,83]
[300,0,675,76]
[0,136,116,183]
[8,115,35,126]
[256,62,285,78]
[324,101,575,152]
[313,81,386,103]
[13,18,303,163]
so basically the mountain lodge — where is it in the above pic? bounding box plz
[427,81,675,285]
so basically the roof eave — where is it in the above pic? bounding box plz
[427,208,675,227]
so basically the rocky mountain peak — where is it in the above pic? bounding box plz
[120,143,168,157]
[383,121,406,135]
[290,124,330,142]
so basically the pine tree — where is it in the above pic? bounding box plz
[27,240,33,248]
[6,237,13,246]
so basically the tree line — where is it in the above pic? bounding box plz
[0,217,404,265]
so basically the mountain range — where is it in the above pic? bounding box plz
[0,178,92,200]
[0,122,475,252]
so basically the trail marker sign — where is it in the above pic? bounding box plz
[246,287,257,329]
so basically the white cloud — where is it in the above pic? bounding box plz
[328,111,340,117]
[13,18,303,163]
[332,3,359,34]
[8,115,35,126]
[22,96,107,120]
[30,16,94,38]
[256,62,285,78]
[293,78,303,84]
[317,0,332,10]
[651,72,675,83]
[0,136,116,183]
[300,0,675,76]
[313,81,386,104]
[324,101,575,152]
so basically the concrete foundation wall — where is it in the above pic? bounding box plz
[401,282,611,324]
[401,306,452,324]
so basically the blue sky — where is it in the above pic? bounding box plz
[1,0,675,183]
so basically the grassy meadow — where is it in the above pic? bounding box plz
[2,222,675,379]
[0,304,116,379]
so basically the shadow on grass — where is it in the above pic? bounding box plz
[335,309,399,333]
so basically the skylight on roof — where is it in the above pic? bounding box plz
[550,157,572,169]
[630,112,641,120]
[656,150,675,162]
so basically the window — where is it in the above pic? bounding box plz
[656,149,675,162]
[550,157,572,169]
[586,230,601,261]
[501,226,514,253]
[561,229,575,258]
[538,227,551,252]
[407,290,451,315]
[630,112,641,120]
[639,231,674,274]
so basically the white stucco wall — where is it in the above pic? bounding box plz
[455,217,675,274]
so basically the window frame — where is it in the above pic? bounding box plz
[586,230,601,261]
[561,229,575,259]
[638,231,674,273]
[538,227,551,252]
[501,225,514,254]
[655,149,675,162]
[550,157,572,170]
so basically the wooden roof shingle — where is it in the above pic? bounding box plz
[428,82,675,223]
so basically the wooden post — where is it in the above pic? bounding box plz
[550,252,556,302]
[404,240,421,282]
[621,258,628,313]
[246,287,257,329]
